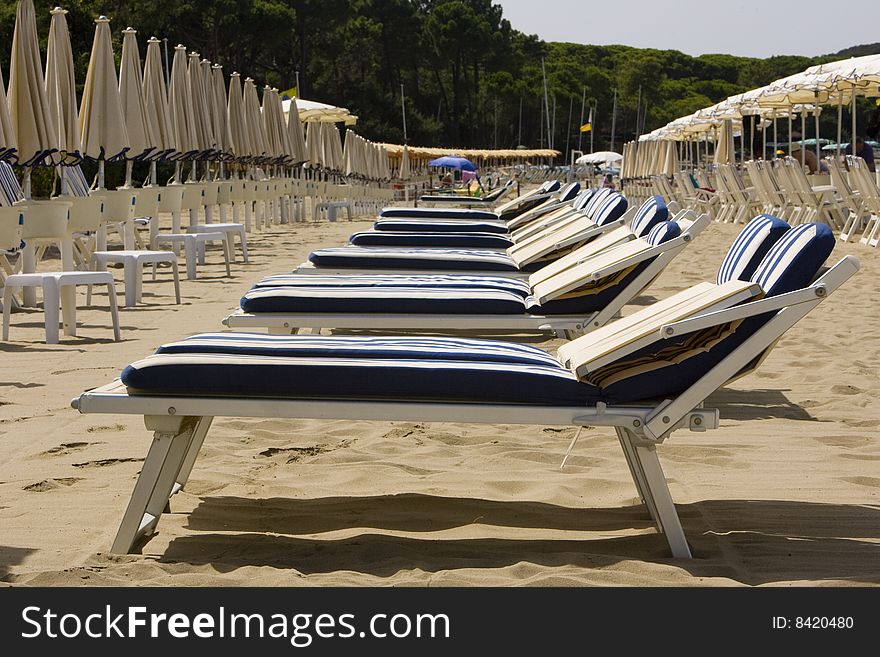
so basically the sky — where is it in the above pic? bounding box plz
[498,0,875,58]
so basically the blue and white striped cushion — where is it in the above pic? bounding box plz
[630,196,669,237]
[66,165,92,197]
[592,193,629,226]
[374,218,509,233]
[349,231,514,249]
[379,208,500,221]
[645,220,681,246]
[251,274,532,297]
[750,223,835,296]
[571,189,594,211]
[716,214,790,284]
[557,182,581,203]
[581,187,612,218]
[122,333,600,405]
[308,247,519,271]
[542,180,561,193]
[0,162,23,206]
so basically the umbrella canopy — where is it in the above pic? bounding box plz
[714,119,734,165]
[78,16,129,162]
[399,144,411,180]
[226,72,249,160]
[428,155,476,171]
[242,77,268,159]
[118,27,152,160]
[8,0,58,165]
[45,6,79,162]
[326,123,344,171]
[210,64,231,156]
[142,36,174,158]
[305,120,323,167]
[187,52,213,154]
[282,97,356,124]
[575,150,622,165]
[167,44,196,157]
[0,66,15,159]
[262,85,283,159]
[286,97,307,164]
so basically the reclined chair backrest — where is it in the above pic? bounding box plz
[0,162,24,206]
[581,187,612,218]
[630,195,669,237]
[591,192,629,226]
[716,214,790,284]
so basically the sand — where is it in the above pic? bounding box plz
[1,210,878,587]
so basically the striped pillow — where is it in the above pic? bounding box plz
[750,223,835,296]
[308,246,520,272]
[716,214,790,284]
[581,187,612,217]
[630,196,669,237]
[592,193,629,226]
[645,220,681,246]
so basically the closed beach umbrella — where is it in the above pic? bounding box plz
[45,6,79,163]
[272,88,293,163]
[714,119,734,165]
[262,85,281,159]
[327,123,344,171]
[305,120,322,167]
[210,65,231,157]
[8,0,58,168]
[118,27,152,161]
[227,72,249,160]
[0,67,15,160]
[286,97,307,165]
[143,36,174,159]
[168,45,196,158]
[79,16,129,186]
[187,52,212,154]
[400,144,411,180]
[243,77,268,160]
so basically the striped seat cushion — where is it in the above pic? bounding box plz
[630,196,669,237]
[580,187,612,218]
[308,247,521,272]
[716,214,790,284]
[379,208,500,221]
[250,274,531,295]
[122,334,601,406]
[592,192,629,226]
[66,165,92,197]
[350,231,514,249]
[589,223,835,404]
[0,162,23,206]
[373,218,509,233]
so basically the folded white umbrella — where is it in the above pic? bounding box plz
[8,0,58,169]
[273,88,293,163]
[0,66,15,159]
[227,72,250,160]
[286,97,307,164]
[168,45,196,161]
[45,6,79,164]
[399,144,411,180]
[305,120,322,167]
[714,119,734,165]
[79,16,129,187]
[119,27,152,166]
[243,77,268,160]
[187,52,213,155]
[261,85,282,159]
[210,65,231,158]
[143,37,175,159]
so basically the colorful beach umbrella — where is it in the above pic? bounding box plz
[428,155,476,171]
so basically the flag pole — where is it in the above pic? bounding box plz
[610,89,617,153]
[590,102,595,154]
[577,86,586,152]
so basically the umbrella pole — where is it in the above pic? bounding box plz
[814,108,821,164]
[851,92,857,157]
[787,114,792,158]
[150,161,157,186]
[125,160,133,188]
[174,161,181,184]
[800,112,806,167]
[22,168,32,200]
[773,113,777,158]
[837,95,843,158]
[98,159,106,190]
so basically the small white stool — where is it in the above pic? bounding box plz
[186,223,249,263]
[92,250,181,307]
[3,271,121,344]
[154,232,232,279]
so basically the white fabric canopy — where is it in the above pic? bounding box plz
[45,6,79,160]
[118,28,151,159]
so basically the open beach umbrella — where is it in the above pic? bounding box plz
[0,67,16,161]
[168,44,196,169]
[243,77,268,160]
[143,36,175,161]
[119,27,153,171]
[210,65,231,159]
[575,150,622,166]
[79,16,130,186]
[45,6,79,165]
[8,0,58,171]
[286,97,307,164]
[226,72,249,161]
[428,155,476,171]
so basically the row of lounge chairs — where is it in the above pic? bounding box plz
[72,179,859,559]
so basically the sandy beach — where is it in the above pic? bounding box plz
[1,213,878,587]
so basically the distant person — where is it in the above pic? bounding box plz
[789,144,827,174]
[845,136,876,172]
[601,173,615,189]
[440,171,453,187]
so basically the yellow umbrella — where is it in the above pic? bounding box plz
[78,16,129,187]
[142,36,175,160]
[45,6,78,164]
[8,0,58,170]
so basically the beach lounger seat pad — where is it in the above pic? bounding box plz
[308,247,521,271]
[379,207,499,221]
[373,218,510,233]
[349,231,514,249]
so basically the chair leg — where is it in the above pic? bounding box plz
[106,282,121,341]
[2,284,14,340]
[237,228,249,263]
[60,285,77,338]
[171,261,181,304]
[185,237,198,280]
[172,416,214,494]
[222,239,232,277]
[615,427,657,522]
[110,418,199,554]
[123,259,138,307]
[42,279,60,344]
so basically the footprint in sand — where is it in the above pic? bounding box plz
[831,384,863,396]
[840,476,880,489]
[41,441,100,457]
[86,424,127,433]
[72,458,144,468]
[258,440,352,463]
[23,478,83,492]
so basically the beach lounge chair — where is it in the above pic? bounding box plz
[72,221,855,558]
[418,179,515,207]
[224,214,706,336]
[296,191,631,277]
